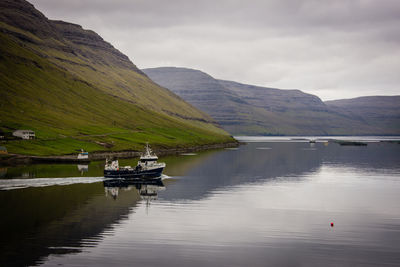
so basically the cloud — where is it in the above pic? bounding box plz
[30,0,400,100]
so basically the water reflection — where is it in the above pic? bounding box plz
[104,179,165,203]
[0,141,399,266]
[0,182,142,266]
[1,162,103,179]
[160,142,323,201]
[77,164,89,174]
[0,167,7,178]
[160,142,400,201]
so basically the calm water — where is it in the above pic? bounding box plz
[1,138,400,266]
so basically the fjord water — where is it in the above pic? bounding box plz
[1,139,400,266]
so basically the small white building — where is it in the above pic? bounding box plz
[0,146,7,154]
[13,130,35,140]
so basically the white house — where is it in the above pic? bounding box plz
[0,146,7,154]
[13,130,35,140]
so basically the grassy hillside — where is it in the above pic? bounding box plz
[0,0,233,156]
[144,67,400,135]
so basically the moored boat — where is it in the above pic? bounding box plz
[77,149,89,160]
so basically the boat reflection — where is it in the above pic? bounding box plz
[103,179,165,203]
[0,167,7,178]
[77,164,89,175]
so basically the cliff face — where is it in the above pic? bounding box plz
[0,0,139,71]
[144,67,400,135]
[0,0,233,155]
[0,0,56,37]
[142,67,249,128]
[325,96,400,134]
[218,80,327,113]
[51,20,138,71]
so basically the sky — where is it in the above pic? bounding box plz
[30,0,400,100]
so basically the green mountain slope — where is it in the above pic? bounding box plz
[144,67,400,135]
[0,0,233,156]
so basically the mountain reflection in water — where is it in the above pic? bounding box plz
[0,141,399,266]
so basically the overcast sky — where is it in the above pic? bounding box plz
[30,0,400,100]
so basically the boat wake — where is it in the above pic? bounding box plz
[161,174,173,180]
[0,177,106,190]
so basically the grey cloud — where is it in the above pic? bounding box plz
[33,0,400,30]
[30,0,400,100]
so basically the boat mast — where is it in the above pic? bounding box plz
[145,142,152,157]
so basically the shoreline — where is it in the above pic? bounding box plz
[0,141,240,166]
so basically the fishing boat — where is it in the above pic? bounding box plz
[104,143,165,179]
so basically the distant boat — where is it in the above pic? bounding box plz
[104,143,165,179]
[77,149,89,160]
[334,140,368,146]
[31,149,90,163]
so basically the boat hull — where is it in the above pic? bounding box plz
[104,166,164,179]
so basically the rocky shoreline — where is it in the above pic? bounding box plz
[0,141,240,166]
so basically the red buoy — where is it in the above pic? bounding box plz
[331,222,334,227]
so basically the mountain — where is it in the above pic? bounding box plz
[325,96,400,134]
[141,67,257,131]
[143,67,400,135]
[0,0,234,156]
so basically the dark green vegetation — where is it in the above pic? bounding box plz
[0,0,234,156]
[143,67,400,135]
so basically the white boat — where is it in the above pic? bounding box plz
[77,149,89,159]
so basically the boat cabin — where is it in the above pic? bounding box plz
[139,156,158,162]
[138,143,160,167]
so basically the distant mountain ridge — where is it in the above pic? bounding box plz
[143,67,400,135]
[325,96,400,135]
[0,0,233,155]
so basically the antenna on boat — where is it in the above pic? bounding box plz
[145,142,152,155]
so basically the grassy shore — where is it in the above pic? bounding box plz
[0,141,239,166]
